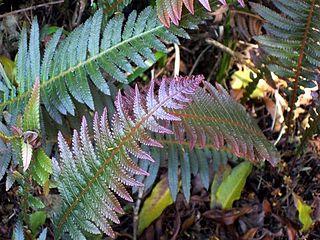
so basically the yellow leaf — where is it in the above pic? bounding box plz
[215,161,253,209]
[0,55,16,83]
[231,66,255,89]
[230,66,265,98]
[293,193,313,232]
[138,177,174,235]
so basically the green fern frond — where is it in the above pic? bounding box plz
[251,0,320,127]
[0,6,211,123]
[54,76,202,239]
[166,139,236,200]
[132,135,236,201]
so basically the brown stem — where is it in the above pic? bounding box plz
[0,0,64,19]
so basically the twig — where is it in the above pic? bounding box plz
[206,38,237,57]
[206,38,258,73]
[230,9,265,21]
[0,0,64,19]
[189,45,211,76]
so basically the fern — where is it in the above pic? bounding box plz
[251,0,320,128]
[54,76,202,239]
[0,6,210,123]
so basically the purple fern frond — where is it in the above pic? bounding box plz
[55,75,203,238]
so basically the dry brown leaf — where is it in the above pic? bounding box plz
[239,227,258,240]
[203,206,252,225]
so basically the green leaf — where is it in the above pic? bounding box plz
[293,193,313,232]
[23,79,40,131]
[32,148,52,186]
[210,165,231,209]
[138,177,174,235]
[0,55,15,84]
[215,161,253,209]
[29,211,47,234]
[28,195,45,210]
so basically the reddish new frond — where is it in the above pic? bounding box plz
[157,0,245,27]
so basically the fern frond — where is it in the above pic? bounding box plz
[0,7,211,123]
[152,138,236,201]
[126,82,279,200]
[169,82,279,166]
[54,76,202,239]
[251,0,320,128]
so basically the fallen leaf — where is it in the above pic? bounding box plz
[240,227,258,240]
[215,161,253,209]
[138,177,174,235]
[293,193,314,232]
[203,206,252,225]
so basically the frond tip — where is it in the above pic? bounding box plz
[54,75,203,239]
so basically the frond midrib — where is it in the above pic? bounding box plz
[55,82,194,231]
[0,25,164,110]
[170,112,265,138]
[158,138,233,153]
